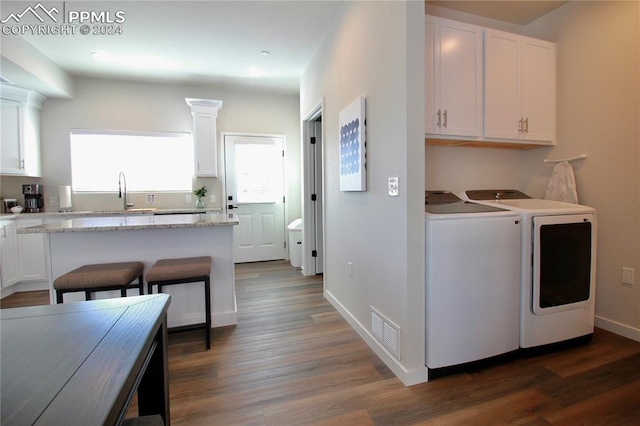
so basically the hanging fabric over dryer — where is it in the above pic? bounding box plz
[544,161,579,204]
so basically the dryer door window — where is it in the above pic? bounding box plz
[532,214,596,315]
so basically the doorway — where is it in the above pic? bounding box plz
[302,105,324,275]
[224,134,286,263]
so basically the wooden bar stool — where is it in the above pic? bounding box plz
[146,256,212,350]
[54,262,144,304]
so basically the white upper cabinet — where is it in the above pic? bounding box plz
[426,16,483,138]
[484,29,556,143]
[186,98,223,177]
[0,99,24,174]
[0,87,44,176]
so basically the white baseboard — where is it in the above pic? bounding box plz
[595,315,640,342]
[324,289,428,386]
[0,281,48,299]
[17,281,49,292]
[0,285,17,300]
[212,310,238,328]
[168,310,238,329]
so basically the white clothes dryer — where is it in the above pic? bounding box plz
[425,191,520,378]
[459,190,597,349]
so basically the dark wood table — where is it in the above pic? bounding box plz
[1,294,171,426]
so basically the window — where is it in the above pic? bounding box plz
[235,140,281,204]
[70,130,193,192]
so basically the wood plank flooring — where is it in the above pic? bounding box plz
[2,260,640,425]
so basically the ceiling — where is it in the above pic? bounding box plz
[1,1,569,97]
[1,1,344,95]
[427,1,568,26]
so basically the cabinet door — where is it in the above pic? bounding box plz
[1,222,20,288]
[484,30,521,140]
[438,20,483,137]
[23,104,42,177]
[17,220,47,281]
[193,112,218,177]
[426,16,482,138]
[521,37,555,142]
[1,100,25,175]
[425,17,438,134]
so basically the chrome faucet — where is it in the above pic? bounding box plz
[118,172,133,210]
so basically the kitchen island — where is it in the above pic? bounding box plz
[19,213,239,328]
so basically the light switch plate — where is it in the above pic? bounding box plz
[388,177,399,197]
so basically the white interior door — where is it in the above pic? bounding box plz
[224,134,285,263]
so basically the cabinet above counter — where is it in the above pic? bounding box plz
[425,15,556,149]
[0,86,45,176]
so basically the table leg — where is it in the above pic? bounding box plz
[137,315,170,425]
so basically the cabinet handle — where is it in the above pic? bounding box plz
[518,118,523,134]
[1,226,6,239]
[436,110,441,128]
[524,118,529,134]
[20,159,25,169]
[443,110,448,128]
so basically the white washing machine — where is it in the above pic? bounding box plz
[459,190,597,349]
[425,191,520,378]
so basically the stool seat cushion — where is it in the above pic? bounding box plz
[146,256,212,283]
[54,262,144,290]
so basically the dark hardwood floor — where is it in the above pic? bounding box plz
[2,260,640,425]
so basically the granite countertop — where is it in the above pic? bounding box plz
[0,208,220,220]
[18,213,239,234]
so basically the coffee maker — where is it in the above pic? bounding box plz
[23,184,44,213]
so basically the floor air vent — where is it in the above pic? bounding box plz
[370,306,401,360]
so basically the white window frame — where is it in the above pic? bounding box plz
[69,129,194,193]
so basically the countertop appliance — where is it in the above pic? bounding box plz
[459,190,597,349]
[425,191,520,378]
[3,198,18,213]
[23,184,44,213]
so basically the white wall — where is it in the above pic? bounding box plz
[523,0,640,338]
[15,77,302,226]
[300,1,426,385]
[426,146,525,193]
[426,1,640,338]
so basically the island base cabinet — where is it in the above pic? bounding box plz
[47,226,237,328]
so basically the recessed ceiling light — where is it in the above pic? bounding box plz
[91,51,112,62]
[91,51,182,70]
[261,50,270,56]
[246,66,264,78]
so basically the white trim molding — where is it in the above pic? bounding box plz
[595,315,640,342]
[324,289,429,386]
